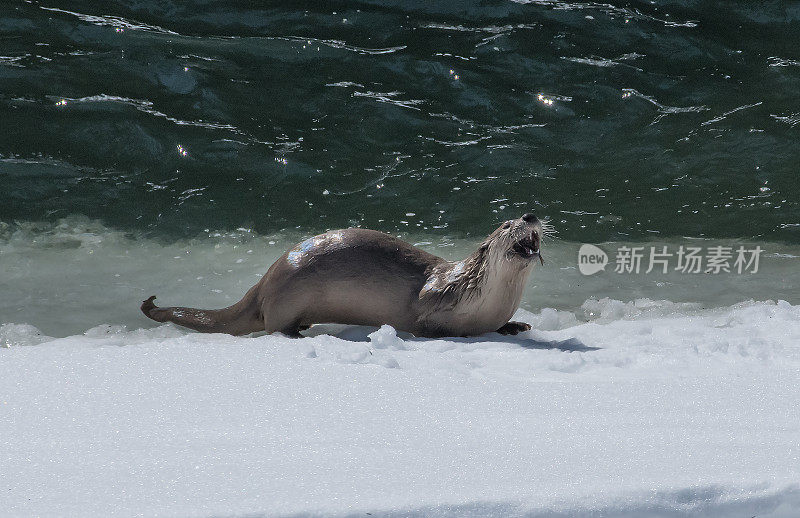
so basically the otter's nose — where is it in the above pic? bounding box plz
[521,213,538,223]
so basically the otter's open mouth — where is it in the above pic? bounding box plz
[512,234,539,259]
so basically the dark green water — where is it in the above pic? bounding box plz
[2,1,799,242]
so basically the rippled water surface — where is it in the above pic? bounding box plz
[2,1,799,242]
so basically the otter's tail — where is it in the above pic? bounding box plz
[140,286,263,336]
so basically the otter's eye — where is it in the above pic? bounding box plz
[502,222,511,229]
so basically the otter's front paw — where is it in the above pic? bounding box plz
[496,321,532,335]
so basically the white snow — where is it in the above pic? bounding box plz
[2,299,799,517]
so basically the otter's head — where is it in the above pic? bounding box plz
[488,213,551,266]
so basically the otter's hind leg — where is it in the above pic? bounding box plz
[262,294,313,338]
[264,312,311,338]
[281,324,311,338]
[272,323,310,338]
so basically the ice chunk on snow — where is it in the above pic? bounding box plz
[0,323,52,347]
[368,324,408,350]
[83,324,128,337]
[581,296,702,321]
[524,306,580,330]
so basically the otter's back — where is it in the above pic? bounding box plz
[261,229,443,331]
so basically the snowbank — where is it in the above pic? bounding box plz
[2,299,799,517]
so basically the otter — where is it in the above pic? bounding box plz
[141,213,547,338]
